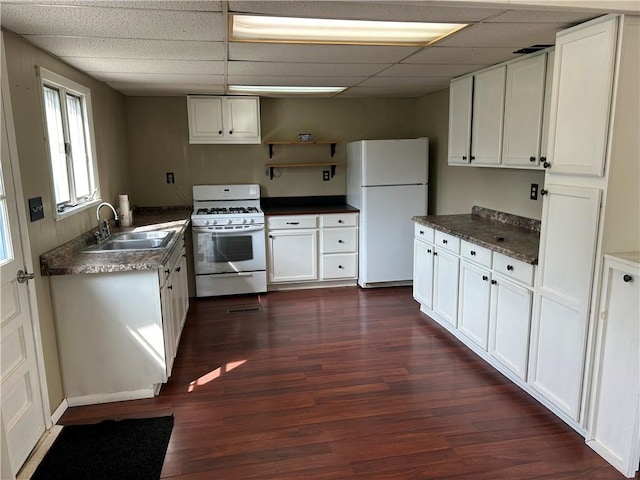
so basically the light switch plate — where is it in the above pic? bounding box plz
[28,197,44,221]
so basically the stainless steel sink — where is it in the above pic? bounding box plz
[82,230,175,253]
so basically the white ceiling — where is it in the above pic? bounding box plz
[0,1,634,98]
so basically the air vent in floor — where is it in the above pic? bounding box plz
[226,305,263,314]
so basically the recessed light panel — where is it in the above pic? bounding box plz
[230,14,467,46]
[228,85,347,95]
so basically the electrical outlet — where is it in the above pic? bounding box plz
[166,172,175,184]
[530,183,538,200]
[323,170,330,181]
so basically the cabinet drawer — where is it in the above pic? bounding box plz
[493,252,534,286]
[322,213,357,228]
[322,253,357,279]
[322,228,357,253]
[460,240,492,268]
[414,223,434,243]
[435,231,460,254]
[267,215,317,230]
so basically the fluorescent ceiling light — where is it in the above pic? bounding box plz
[228,85,347,95]
[230,14,467,46]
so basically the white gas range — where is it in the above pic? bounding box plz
[191,185,266,297]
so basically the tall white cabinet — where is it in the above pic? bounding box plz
[529,13,640,442]
[586,253,640,478]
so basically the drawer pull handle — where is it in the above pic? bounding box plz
[529,156,536,162]
[491,279,497,285]
[442,239,448,244]
[165,269,170,274]
[168,285,173,290]
[543,161,551,169]
[433,251,438,256]
[482,275,488,281]
[419,230,424,234]
[427,249,432,254]
[507,265,514,271]
[286,222,300,225]
[338,240,344,243]
[540,189,548,196]
[338,265,344,269]
[624,274,633,283]
[176,267,181,272]
[338,219,344,223]
[218,130,222,135]
[470,250,476,256]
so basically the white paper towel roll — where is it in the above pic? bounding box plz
[118,194,129,216]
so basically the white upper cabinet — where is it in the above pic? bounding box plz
[471,65,506,166]
[546,16,618,176]
[187,95,261,144]
[502,54,547,167]
[448,75,473,165]
[447,51,552,170]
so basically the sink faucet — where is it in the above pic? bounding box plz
[95,202,119,244]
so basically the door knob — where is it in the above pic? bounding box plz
[540,189,548,196]
[623,274,633,283]
[17,269,35,284]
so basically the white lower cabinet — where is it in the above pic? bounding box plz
[458,260,491,349]
[586,254,640,478]
[267,213,358,288]
[488,274,533,380]
[433,248,459,327]
[49,237,189,405]
[268,228,318,283]
[413,238,434,309]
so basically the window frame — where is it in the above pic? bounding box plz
[38,67,101,220]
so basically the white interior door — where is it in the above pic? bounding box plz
[1,42,46,477]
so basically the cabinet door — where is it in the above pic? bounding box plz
[458,261,491,350]
[224,97,261,142]
[502,54,547,167]
[539,50,555,165]
[160,279,175,378]
[268,229,318,283]
[433,248,459,327]
[448,76,473,165]
[413,239,434,309]
[187,96,224,143]
[471,65,506,166]
[547,16,618,176]
[587,258,640,477]
[529,185,601,419]
[489,276,532,380]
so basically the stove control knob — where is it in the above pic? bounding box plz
[249,218,255,224]
[212,219,217,225]
[242,218,248,224]
[227,219,233,225]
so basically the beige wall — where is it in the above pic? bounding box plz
[3,32,131,413]
[415,88,546,219]
[125,97,417,206]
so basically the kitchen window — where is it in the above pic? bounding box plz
[39,68,100,218]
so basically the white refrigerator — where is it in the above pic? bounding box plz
[346,138,429,287]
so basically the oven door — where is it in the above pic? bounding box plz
[193,225,266,275]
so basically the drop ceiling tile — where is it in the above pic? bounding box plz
[25,36,224,61]
[228,75,364,87]
[64,58,224,75]
[15,1,223,11]
[436,22,567,48]
[378,63,480,77]
[93,72,224,85]
[339,85,444,98]
[402,46,522,65]
[228,1,505,22]
[1,4,224,41]
[108,83,224,96]
[358,76,450,88]
[485,9,599,23]
[229,43,420,64]
[228,61,385,77]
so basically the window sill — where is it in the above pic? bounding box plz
[55,199,102,221]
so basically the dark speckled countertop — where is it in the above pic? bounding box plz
[413,206,540,264]
[40,207,192,276]
[261,195,359,216]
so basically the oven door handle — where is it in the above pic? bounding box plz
[214,272,255,278]
[193,225,265,234]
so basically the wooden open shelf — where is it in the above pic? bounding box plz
[265,162,338,180]
[266,141,338,158]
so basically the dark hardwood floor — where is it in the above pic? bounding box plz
[59,287,635,479]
